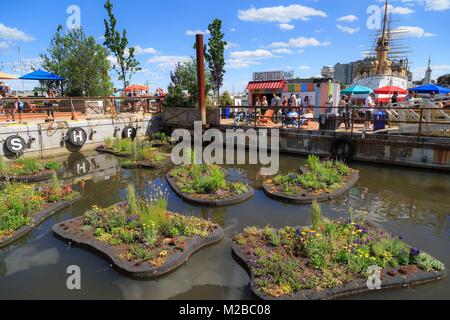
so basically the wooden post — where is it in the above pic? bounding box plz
[196,34,206,127]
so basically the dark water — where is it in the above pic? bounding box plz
[0,151,449,300]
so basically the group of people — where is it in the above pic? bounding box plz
[234,93,314,128]
[0,89,58,122]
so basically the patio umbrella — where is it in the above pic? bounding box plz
[19,69,64,81]
[410,84,450,94]
[125,84,149,92]
[341,85,373,95]
[0,71,18,80]
[374,86,408,95]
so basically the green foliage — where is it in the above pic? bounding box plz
[311,200,322,230]
[82,184,216,263]
[103,0,141,89]
[233,219,446,298]
[40,25,112,96]
[164,58,212,108]
[272,155,351,194]
[103,137,113,149]
[205,18,227,104]
[412,253,445,272]
[0,184,45,237]
[126,184,139,216]
[219,91,234,106]
[0,158,62,176]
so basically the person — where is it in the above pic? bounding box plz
[270,93,277,107]
[286,108,299,127]
[299,106,314,127]
[44,89,55,120]
[113,88,121,113]
[4,96,16,122]
[364,93,376,130]
[261,96,269,107]
[391,91,399,104]
[290,94,298,107]
[16,96,25,120]
[343,95,352,130]
[326,94,334,113]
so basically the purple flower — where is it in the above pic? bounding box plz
[296,226,302,237]
[410,247,421,256]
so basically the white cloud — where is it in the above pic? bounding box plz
[226,59,261,69]
[337,15,358,22]
[337,24,360,34]
[134,45,158,55]
[230,28,236,32]
[424,0,450,11]
[0,41,11,50]
[272,48,294,54]
[278,23,295,31]
[0,23,33,41]
[268,36,329,48]
[147,55,190,69]
[299,65,311,70]
[185,29,210,36]
[387,4,415,14]
[225,42,240,50]
[238,4,327,23]
[230,49,273,59]
[393,26,435,37]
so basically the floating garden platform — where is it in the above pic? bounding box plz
[263,155,359,204]
[52,185,223,278]
[0,158,65,182]
[231,202,446,300]
[0,178,80,249]
[166,164,254,206]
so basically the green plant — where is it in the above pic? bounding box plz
[413,253,445,272]
[126,184,139,216]
[104,137,113,149]
[311,200,322,230]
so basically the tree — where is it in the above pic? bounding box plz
[205,19,227,105]
[437,74,450,86]
[164,58,211,108]
[219,91,234,106]
[103,0,140,91]
[40,25,112,96]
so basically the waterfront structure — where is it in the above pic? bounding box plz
[352,1,410,90]
[321,66,335,79]
[334,61,360,85]
[424,58,432,84]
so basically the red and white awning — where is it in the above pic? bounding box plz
[247,80,285,91]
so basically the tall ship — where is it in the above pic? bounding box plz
[352,0,411,90]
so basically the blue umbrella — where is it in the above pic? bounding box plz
[19,69,64,81]
[341,85,373,95]
[410,84,450,94]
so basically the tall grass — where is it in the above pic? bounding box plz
[311,200,322,230]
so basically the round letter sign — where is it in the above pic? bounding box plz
[122,125,137,139]
[5,135,27,154]
[67,127,87,147]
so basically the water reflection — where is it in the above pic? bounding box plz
[0,150,449,299]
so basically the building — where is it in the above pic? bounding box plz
[333,61,360,85]
[246,71,341,115]
[321,66,335,79]
[424,58,432,84]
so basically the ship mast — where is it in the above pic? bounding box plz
[377,0,389,74]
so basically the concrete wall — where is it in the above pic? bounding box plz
[0,114,161,159]
[278,131,450,171]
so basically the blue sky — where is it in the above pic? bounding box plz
[1,0,449,93]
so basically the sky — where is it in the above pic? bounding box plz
[1,0,450,93]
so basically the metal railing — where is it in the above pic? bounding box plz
[0,95,164,123]
[218,98,450,141]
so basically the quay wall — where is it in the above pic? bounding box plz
[0,115,161,159]
[277,131,450,171]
